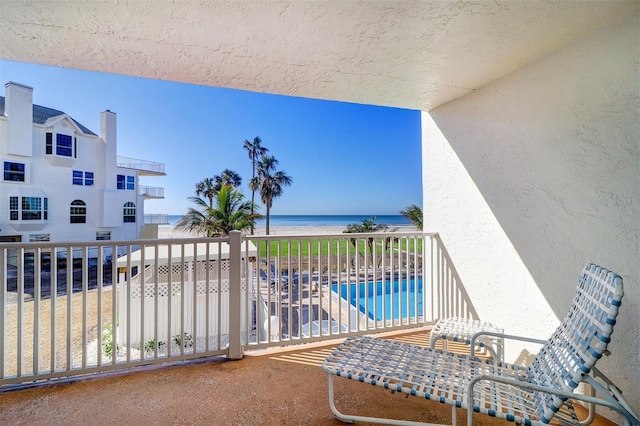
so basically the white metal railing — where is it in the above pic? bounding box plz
[138,185,165,198]
[0,231,476,388]
[244,232,478,350]
[117,156,166,175]
[144,214,169,224]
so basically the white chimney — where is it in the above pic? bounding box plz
[5,81,34,156]
[101,109,118,189]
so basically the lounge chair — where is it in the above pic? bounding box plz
[259,266,286,292]
[269,263,290,289]
[323,263,639,425]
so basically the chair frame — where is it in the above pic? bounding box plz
[322,263,640,426]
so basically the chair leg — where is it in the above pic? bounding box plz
[328,374,354,424]
[327,373,451,426]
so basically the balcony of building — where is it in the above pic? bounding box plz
[116,156,166,176]
[138,185,165,199]
[143,214,169,225]
[0,232,630,425]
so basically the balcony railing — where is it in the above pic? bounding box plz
[0,231,476,388]
[144,214,169,224]
[138,185,164,199]
[117,156,166,176]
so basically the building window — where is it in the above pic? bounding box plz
[21,196,47,220]
[46,132,74,157]
[29,234,50,242]
[117,175,134,190]
[73,170,84,185]
[9,196,18,220]
[56,134,73,156]
[73,170,94,186]
[123,202,136,223]
[96,231,111,241]
[9,196,47,221]
[46,133,53,154]
[70,200,87,224]
[4,162,26,182]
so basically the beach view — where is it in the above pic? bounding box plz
[1,3,637,425]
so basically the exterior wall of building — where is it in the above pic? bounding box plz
[421,10,639,417]
[0,83,146,243]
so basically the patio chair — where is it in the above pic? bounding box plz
[322,263,640,426]
[270,263,290,290]
[259,267,285,294]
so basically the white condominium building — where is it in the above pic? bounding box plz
[0,81,165,243]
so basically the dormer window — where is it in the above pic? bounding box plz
[46,133,76,157]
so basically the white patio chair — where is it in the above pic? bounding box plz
[323,263,640,425]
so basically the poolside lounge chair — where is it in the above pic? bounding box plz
[259,266,287,293]
[323,263,640,425]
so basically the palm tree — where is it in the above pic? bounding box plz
[214,169,242,191]
[194,177,217,207]
[175,184,259,237]
[344,215,389,245]
[344,216,391,266]
[248,155,292,235]
[400,204,423,231]
[243,136,268,233]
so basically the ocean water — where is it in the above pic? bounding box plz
[166,214,411,227]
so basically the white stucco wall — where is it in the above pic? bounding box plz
[422,10,639,418]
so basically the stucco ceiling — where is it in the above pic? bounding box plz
[1,1,637,111]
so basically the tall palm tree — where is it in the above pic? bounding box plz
[248,155,292,235]
[194,177,217,207]
[400,204,423,231]
[175,185,259,237]
[243,136,268,233]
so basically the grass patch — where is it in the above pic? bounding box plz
[249,235,424,258]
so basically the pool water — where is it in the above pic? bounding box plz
[332,278,424,321]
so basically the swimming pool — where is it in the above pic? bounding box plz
[332,278,424,321]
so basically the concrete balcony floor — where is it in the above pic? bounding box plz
[0,330,615,426]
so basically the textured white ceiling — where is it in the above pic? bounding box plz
[1,1,637,111]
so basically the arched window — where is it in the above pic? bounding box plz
[70,200,86,223]
[123,202,136,223]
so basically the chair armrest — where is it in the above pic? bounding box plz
[466,373,638,426]
[470,331,547,359]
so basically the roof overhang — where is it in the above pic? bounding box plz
[1,1,637,111]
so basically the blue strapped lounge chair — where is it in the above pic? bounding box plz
[322,263,640,425]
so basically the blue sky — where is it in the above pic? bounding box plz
[0,59,422,215]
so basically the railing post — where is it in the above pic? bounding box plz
[227,231,243,360]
